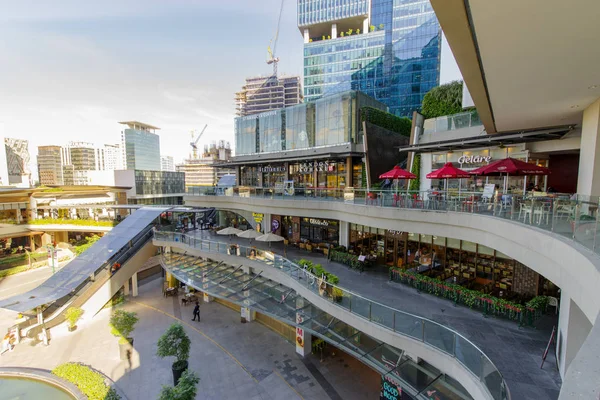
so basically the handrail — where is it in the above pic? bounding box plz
[185,186,600,256]
[154,231,509,400]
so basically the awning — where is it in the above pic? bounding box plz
[399,125,573,153]
[0,206,170,313]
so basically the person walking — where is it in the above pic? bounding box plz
[192,301,200,322]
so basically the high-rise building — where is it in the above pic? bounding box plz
[161,155,175,172]
[177,141,234,187]
[235,75,303,117]
[38,145,64,185]
[103,144,124,171]
[3,138,31,187]
[119,121,161,171]
[298,0,441,117]
[62,142,96,171]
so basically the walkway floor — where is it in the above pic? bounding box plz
[189,229,562,400]
[0,276,379,400]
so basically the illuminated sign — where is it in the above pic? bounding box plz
[457,155,492,164]
[309,218,329,226]
[298,161,335,173]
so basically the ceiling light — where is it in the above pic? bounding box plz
[589,85,598,90]
[570,105,579,109]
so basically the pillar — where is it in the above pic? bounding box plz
[339,221,349,248]
[263,213,272,233]
[242,265,252,275]
[123,280,130,296]
[577,98,600,196]
[363,18,369,34]
[29,235,35,251]
[241,288,254,322]
[345,156,352,188]
[203,292,213,303]
[132,272,138,297]
[295,297,311,357]
[303,28,310,44]
[29,195,37,220]
[557,292,593,378]
[331,23,337,39]
[284,162,289,181]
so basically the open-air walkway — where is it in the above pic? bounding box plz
[184,229,562,400]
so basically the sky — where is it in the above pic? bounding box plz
[0,0,461,176]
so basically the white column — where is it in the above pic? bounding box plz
[363,18,369,33]
[123,279,130,296]
[241,288,254,322]
[556,292,593,378]
[263,213,272,233]
[303,28,310,44]
[132,272,138,297]
[577,98,600,196]
[331,23,337,39]
[339,221,349,248]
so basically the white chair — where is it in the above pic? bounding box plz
[547,296,559,314]
[519,203,533,223]
[534,204,550,225]
[556,203,574,219]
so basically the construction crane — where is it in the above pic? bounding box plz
[189,124,208,159]
[266,0,285,76]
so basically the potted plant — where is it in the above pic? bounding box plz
[157,323,191,385]
[109,309,139,360]
[159,370,199,400]
[65,307,83,332]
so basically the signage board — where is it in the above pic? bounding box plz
[298,160,335,173]
[458,155,492,165]
[296,314,305,352]
[252,212,264,223]
[271,219,280,232]
[482,183,496,199]
[308,218,329,226]
[380,375,414,400]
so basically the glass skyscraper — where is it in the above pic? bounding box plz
[119,121,161,171]
[298,0,441,117]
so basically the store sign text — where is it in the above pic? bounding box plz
[380,375,402,400]
[298,161,335,173]
[252,212,264,223]
[458,155,492,164]
[309,218,329,226]
[258,165,286,173]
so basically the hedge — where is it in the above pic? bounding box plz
[52,363,120,400]
[329,249,371,272]
[296,259,339,284]
[389,268,548,326]
[360,106,412,137]
[421,81,463,119]
[29,218,118,227]
[0,252,47,269]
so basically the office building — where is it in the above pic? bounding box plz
[235,75,303,117]
[161,155,175,172]
[120,121,161,171]
[102,143,124,171]
[2,138,32,187]
[298,0,442,117]
[177,141,234,187]
[38,145,64,185]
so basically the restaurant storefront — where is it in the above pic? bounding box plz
[271,215,340,247]
[428,146,549,194]
[348,224,558,297]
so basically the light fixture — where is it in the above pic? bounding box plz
[589,84,598,90]
[570,105,580,109]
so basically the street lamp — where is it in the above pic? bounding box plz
[46,244,56,274]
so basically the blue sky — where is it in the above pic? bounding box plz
[0,0,460,169]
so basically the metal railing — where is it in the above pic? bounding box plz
[186,186,600,256]
[154,231,509,400]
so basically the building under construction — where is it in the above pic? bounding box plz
[235,75,303,117]
[176,140,234,187]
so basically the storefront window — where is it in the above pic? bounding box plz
[432,236,445,269]
[235,117,257,155]
[419,234,433,267]
[406,233,419,265]
[300,218,339,246]
[353,162,364,188]
[477,244,494,280]
[285,104,311,150]
[240,166,258,187]
[314,93,352,146]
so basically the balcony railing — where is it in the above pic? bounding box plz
[423,110,482,135]
[185,187,600,256]
[154,231,509,400]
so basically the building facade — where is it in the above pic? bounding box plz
[161,155,175,172]
[230,90,410,190]
[4,138,31,187]
[235,75,303,117]
[120,121,161,171]
[298,0,441,117]
[37,145,64,185]
[177,141,234,187]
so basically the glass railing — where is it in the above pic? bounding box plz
[423,110,482,135]
[185,186,600,256]
[154,231,509,400]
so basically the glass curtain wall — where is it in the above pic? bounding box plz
[258,112,283,153]
[314,92,353,146]
[235,118,257,156]
[285,104,310,150]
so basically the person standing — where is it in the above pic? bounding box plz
[192,301,200,322]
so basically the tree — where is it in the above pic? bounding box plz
[421,81,463,119]
[109,310,139,344]
[157,323,191,370]
[159,370,199,400]
[65,307,83,330]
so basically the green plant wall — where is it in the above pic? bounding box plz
[360,107,411,137]
[409,154,421,191]
[421,80,463,119]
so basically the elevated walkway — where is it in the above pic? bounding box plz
[155,231,508,400]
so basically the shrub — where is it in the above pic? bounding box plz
[296,259,340,284]
[65,307,84,328]
[360,107,411,137]
[159,370,200,400]
[109,310,139,344]
[157,323,191,370]
[74,235,102,256]
[421,80,463,119]
[52,363,120,400]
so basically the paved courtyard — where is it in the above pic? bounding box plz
[185,229,562,400]
[0,276,379,400]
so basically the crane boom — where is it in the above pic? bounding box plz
[193,124,208,146]
[189,124,208,159]
[267,0,285,76]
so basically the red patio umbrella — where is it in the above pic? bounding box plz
[469,157,550,193]
[426,162,470,195]
[379,166,416,195]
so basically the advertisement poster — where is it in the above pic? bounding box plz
[380,375,415,400]
[295,314,304,351]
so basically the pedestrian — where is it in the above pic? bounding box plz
[192,301,200,322]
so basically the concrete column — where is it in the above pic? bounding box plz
[577,98,600,196]
[419,153,433,192]
[29,196,37,220]
[345,156,353,187]
[557,291,593,378]
[339,220,349,248]
[241,288,254,322]
[363,18,369,33]
[295,298,311,357]
[263,213,272,233]
[331,23,337,39]
[284,162,289,181]
[132,272,138,297]
[303,28,310,44]
[123,279,130,296]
